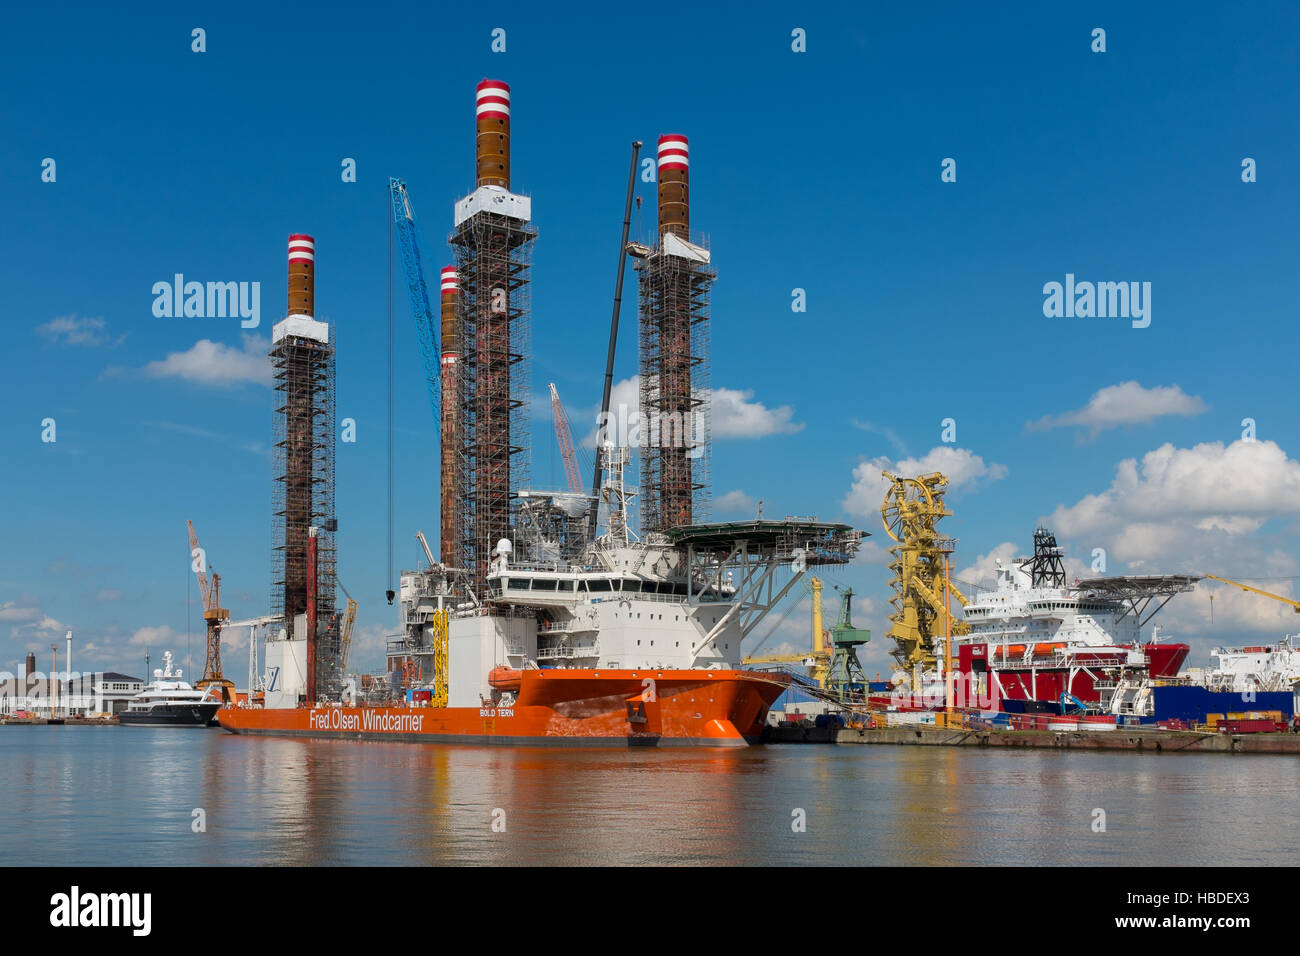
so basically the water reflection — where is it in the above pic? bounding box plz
[2,729,1298,865]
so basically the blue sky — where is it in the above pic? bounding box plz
[2,1,1299,679]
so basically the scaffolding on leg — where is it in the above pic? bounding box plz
[270,326,339,699]
[637,246,712,533]
[450,211,535,600]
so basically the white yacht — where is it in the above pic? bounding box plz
[119,652,222,726]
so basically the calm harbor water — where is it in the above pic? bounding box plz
[2,726,1298,866]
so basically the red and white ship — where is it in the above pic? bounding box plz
[920,529,1198,717]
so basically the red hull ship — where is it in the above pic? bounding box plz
[220,668,787,746]
[875,529,1198,718]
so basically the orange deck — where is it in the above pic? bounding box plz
[218,669,790,747]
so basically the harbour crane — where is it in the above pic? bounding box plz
[1204,574,1300,613]
[187,519,235,703]
[226,614,281,703]
[549,383,583,495]
[743,577,832,687]
[336,577,360,672]
[880,471,968,687]
[388,178,441,431]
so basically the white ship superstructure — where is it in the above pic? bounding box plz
[1202,637,1300,693]
[396,446,861,709]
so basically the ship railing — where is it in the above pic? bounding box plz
[990,649,1131,670]
[536,643,600,661]
[539,619,598,635]
[584,589,730,607]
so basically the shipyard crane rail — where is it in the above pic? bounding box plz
[388,178,441,433]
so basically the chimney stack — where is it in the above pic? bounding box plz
[475,79,511,189]
[287,234,315,317]
[656,135,689,240]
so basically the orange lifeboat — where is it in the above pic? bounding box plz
[1004,645,1027,657]
[488,667,522,693]
[1034,642,1066,656]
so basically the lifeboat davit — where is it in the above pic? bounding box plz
[488,667,522,693]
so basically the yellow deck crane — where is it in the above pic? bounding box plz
[187,519,235,704]
[743,577,832,686]
[336,577,360,672]
[1204,574,1300,615]
[880,471,968,691]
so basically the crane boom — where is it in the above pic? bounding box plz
[549,383,583,494]
[389,178,441,431]
[186,519,212,612]
[186,519,233,702]
[1204,574,1300,612]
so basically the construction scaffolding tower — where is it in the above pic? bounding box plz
[636,246,712,532]
[450,211,535,598]
[270,324,338,695]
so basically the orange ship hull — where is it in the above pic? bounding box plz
[218,669,790,747]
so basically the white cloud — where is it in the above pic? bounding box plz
[128,625,178,648]
[35,315,123,347]
[954,541,1019,591]
[709,386,802,439]
[851,419,908,456]
[1028,381,1207,437]
[715,489,757,514]
[11,614,68,651]
[842,446,1008,521]
[1050,440,1300,557]
[579,376,802,447]
[345,622,401,674]
[953,539,1090,595]
[580,377,639,448]
[142,334,271,387]
[0,600,42,623]
[1043,437,1300,643]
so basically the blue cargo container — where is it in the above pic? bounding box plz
[1151,685,1293,723]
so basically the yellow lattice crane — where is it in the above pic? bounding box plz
[743,577,831,686]
[1204,574,1300,613]
[880,471,968,689]
[337,576,360,672]
[429,608,449,707]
